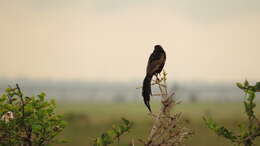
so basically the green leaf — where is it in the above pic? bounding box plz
[101,133,113,144]
[236,82,244,90]
[5,88,11,92]
[95,137,104,146]
[0,94,7,103]
[244,80,249,87]
[32,124,42,132]
[107,130,116,138]
[255,82,260,92]
[38,92,46,101]
[24,104,34,113]
[121,118,130,125]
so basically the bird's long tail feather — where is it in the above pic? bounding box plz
[142,74,153,112]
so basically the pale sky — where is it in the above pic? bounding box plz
[0,0,260,81]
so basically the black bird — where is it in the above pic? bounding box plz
[142,45,166,112]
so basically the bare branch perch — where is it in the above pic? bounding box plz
[145,70,192,146]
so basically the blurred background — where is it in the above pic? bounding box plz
[0,0,260,145]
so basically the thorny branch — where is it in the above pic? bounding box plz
[144,70,192,146]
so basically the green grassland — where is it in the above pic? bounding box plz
[55,102,260,146]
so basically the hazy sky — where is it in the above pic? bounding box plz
[0,0,260,81]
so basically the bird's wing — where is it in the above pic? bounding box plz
[157,54,166,72]
[146,53,165,75]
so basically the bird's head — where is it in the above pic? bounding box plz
[154,45,164,52]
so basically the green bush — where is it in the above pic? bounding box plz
[93,118,133,146]
[204,81,260,146]
[0,84,66,146]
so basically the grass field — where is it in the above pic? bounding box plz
[55,101,260,146]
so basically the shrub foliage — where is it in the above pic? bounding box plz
[93,118,133,146]
[0,84,66,146]
[204,81,260,146]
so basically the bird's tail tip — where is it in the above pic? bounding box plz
[144,101,152,112]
